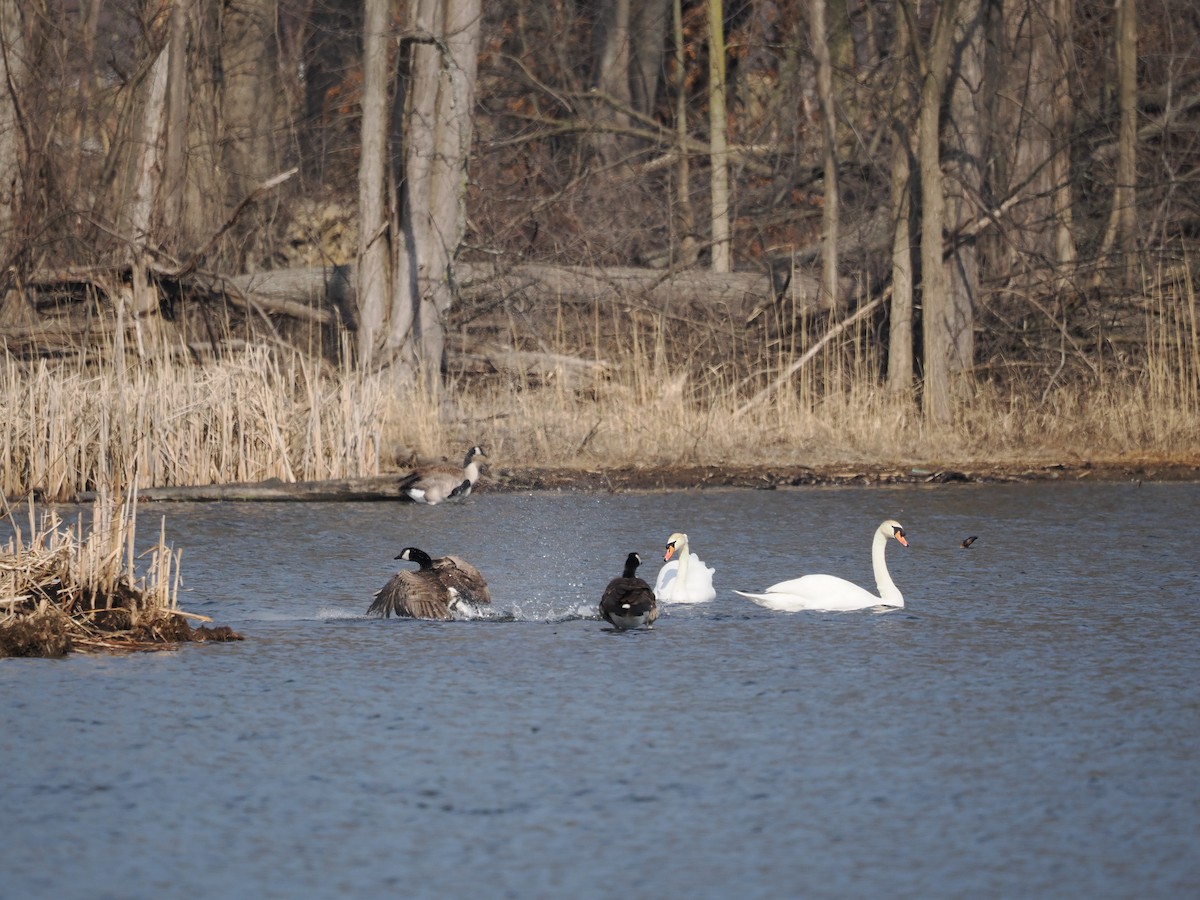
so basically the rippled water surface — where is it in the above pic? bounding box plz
[3,482,1199,898]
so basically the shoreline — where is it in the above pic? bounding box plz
[56,458,1200,504]
[487,460,1200,492]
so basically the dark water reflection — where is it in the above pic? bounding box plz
[3,482,1199,898]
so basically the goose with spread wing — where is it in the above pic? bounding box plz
[368,547,491,620]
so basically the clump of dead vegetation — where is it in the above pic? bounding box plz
[0,492,240,658]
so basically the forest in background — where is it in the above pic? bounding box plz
[0,0,1197,498]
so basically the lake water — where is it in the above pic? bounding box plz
[2,482,1199,898]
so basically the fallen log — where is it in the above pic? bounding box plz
[74,475,417,503]
[226,260,847,320]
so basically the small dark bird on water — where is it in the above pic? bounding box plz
[599,552,659,631]
[960,536,978,549]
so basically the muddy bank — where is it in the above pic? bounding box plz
[73,458,1198,504]
[486,460,1200,492]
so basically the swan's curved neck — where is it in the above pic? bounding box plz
[872,530,903,605]
[669,538,691,601]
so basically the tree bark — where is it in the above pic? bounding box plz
[592,0,633,165]
[944,0,984,378]
[811,0,839,307]
[357,0,392,366]
[1050,0,1077,277]
[707,0,731,273]
[161,0,189,251]
[916,0,961,425]
[0,0,26,259]
[887,0,915,393]
[421,0,481,383]
[390,0,481,388]
[126,44,170,339]
[1101,0,1137,280]
[672,0,698,267]
[220,0,279,269]
[988,0,1077,287]
[631,0,672,118]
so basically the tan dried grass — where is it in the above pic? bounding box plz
[3,277,1198,500]
[0,345,390,500]
[0,491,219,657]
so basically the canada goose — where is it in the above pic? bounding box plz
[654,531,716,603]
[367,547,491,620]
[398,445,486,505]
[428,554,492,608]
[734,520,909,611]
[599,552,659,630]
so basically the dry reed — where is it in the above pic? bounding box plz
[0,345,391,500]
[0,490,238,657]
[2,276,1197,502]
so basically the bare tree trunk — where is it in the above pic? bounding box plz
[916,0,961,425]
[0,0,26,259]
[161,0,189,251]
[989,0,1076,287]
[220,0,280,269]
[1050,0,1077,276]
[812,0,839,306]
[421,0,481,383]
[1101,0,1137,280]
[631,0,672,118]
[707,0,731,273]
[357,0,392,366]
[127,45,170,332]
[672,0,698,267]
[389,0,482,388]
[592,0,632,165]
[944,0,984,377]
[887,0,915,393]
[62,0,102,205]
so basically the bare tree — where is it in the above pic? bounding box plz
[943,0,985,385]
[356,0,392,368]
[811,0,839,307]
[887,0,915,393]
[0,0,26,263]
[913,0,961,425]
[987,0,1077,286]
[630,0,672,118]
[592,0,632,165]
[220,0,280,268]
[1100,0,1138,278]
[408,0,480,385]
[354,0,482,384]
[708,0,731,273]
[672,0,698,267]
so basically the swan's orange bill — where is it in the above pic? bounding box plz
[663,545,677,562]
[896,535,909,547]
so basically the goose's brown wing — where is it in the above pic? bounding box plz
[368,571,453,620]
[433,556,492,605]
[599,577,657,624]
[398,466,465,504]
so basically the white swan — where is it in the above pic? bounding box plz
[734,520,909,611]
[654,532,716,603]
